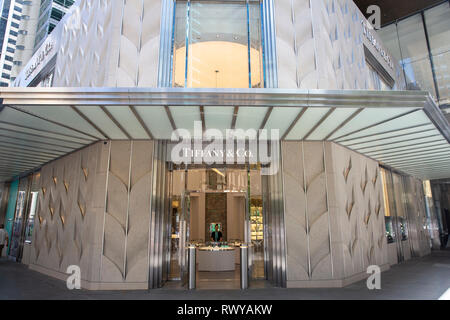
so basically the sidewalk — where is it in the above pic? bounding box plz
[0,250,449,300]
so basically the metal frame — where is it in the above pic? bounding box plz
[0,87,433,106]
[161,0,270,89]
[0,87,449,183]
[381,0,450,107]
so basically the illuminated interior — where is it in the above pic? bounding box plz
[172,0,263,89]
[173,42,263,88]
[169,166,265,288]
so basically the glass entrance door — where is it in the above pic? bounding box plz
[180,192,190,285]
[168,168,191,283]
[166,164,265,288]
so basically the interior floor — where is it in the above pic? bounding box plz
[166,261,266,290]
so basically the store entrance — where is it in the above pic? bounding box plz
[167,164,265,289]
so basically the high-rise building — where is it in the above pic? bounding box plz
[0,0,22,87]
[9,0,40,84]
[8,0,74,85]
[34,0,74,51]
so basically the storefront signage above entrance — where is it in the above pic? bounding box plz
[13,26,61,87]
[25,41,54,81]
[361,20,395,71]
[169,122,280,175]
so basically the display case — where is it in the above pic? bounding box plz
[385,216,395,243]
[250,198,263,241]
[399,217,409,241]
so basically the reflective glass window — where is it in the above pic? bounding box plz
[425,3,450,104]
[172,0,263,89]
[396,14,437,97]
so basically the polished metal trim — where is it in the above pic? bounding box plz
[387,155,450,166]
[322,141,334,278]
[0,127,88,146]
[231,106,239,130]
[0,140,73,155]
[303,108,336,140]
[355,135,442,151]
[333,109,422,141]
[100,106,133,139]
[99,141,112,281]
[366,141,448,156]
[394,164,450,173]
[148,141,158,288]
[0,147,60,160]
[260,106,274,130]
[129,106,154,139]
[301,141,312,278]
[378,148,450,161]
[7,106,100,140]
[324,108,364,140]
[0,120,95,143]
[199,106,206,133]
[0,88,431,109]
[188,246,196,290]
[344,128,436,148]
[165,106,177,131]
[0,155,48,166]
[337,123,431,143]
[146,141,156,284]
[123,141,133,279]
[279,142,288,287]
[281,108,308,140]
[0,154,54,166]
[0,128,84,148]
[0,163,35,171]
[403,162,450,170]
[0,133,77,151]
[364,46,395,88]
[423,95,450,143]
[158,0,175,87]
[0,142,63,157]
[262,0,278,88]
[71,106,110,140]
[387,170,404,263]
[402,168,450,175]
[148,141,169,289]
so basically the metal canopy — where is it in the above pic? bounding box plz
[0,87,449,182]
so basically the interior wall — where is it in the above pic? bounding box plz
[227,193,246,241]
[282,141,389,287]
[189,193,205,241]
[188,192,246,242]
[205,193,227,241]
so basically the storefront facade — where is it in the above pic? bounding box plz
[0,0,449,290]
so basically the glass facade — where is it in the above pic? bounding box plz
[167,165,265,285]
[425,3,450,105]
[367,63,392,90]
[34,0,74,51]
[378,1,450,106]
[172,0,263,88]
